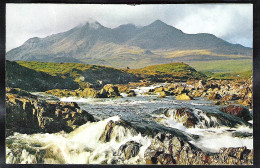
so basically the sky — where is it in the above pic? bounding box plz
[6,4,253,52]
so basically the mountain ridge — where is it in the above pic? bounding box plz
[6,20,252,69]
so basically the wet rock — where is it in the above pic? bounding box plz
[195,80,206,89]
[148,88,155,92]
[6,88,95,134]
[214,100,230,106]
[118,141,142,160]
[127,90,136,97]
[156,107,250,129]
[144,133,200,165]
[45,89,79,98]
[176,93,193,100]
[154,87,164,93]
[99,84,121,98]
[116,84,130,93]
[220,105,252,121]
[99,120,137,142]
[144,132,253,165]
[6,143,46,164]
[207,93,221,100]
[158,91,167,98]
[6,88,37,99]
[191,90,203,97]
[80,88,98,98]
[232,132,253,138]
[174,86,185,95]
[164,84,176,92]
[210,147,253,165]
[174,108,198,128]
[221,94,239,101]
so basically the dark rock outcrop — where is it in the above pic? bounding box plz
[176,93,193,100]
[154,108,251,129]
[144,133,253,165]
[6,88,95,135]
[99,120,137,143]
[207,93,222,100]
[45,84,122,98]
[99,84,121,98]
[173,108,198,128]
[117,141,142,160]
[127,90,136,97]
[220,105,252,121]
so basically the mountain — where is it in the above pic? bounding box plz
[6,20,252,69]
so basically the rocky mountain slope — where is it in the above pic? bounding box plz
[6,20,252,69]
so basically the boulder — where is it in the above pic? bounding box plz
[144,132,253,165]
[45,89,78,98]
[6,88,95,134]
[158,91,167,98]
[221,94,238,101]
[191,90,203,97]
[220,105,252,121]
[99,84,121,98]
[154,87,164,93]
[176,93,193,100]
[127,90,136,97]
[99,120,136,142]
[214,100,229,106]
[80,88,98,98]
[232,132,253,138]
[174,86,185,95]
[118,141,142,160]
[156,108,249,129]
[174,108,199,128]
[207,93,221,100]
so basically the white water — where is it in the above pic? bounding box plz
[134,83,168,96]
[60,97,95,103]
[188,126,253,153]
[156,112,253,153]
[6,116,152,164]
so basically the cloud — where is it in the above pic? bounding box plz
[6,4,252,51]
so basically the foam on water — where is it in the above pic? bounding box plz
[60,97,95,103]
[153,107,253,153]
[188,128,253,153]
[134,83,167,95]
[163,117,253,153]
[6,116,151,164]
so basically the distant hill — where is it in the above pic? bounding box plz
[6,20,252,70]
[15,61,206,90]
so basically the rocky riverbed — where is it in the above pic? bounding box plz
[6,79,253,164]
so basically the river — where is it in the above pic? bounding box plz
[6,84,253,164]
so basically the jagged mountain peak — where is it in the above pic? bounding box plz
[86,21,104,29]
[6,20,252,67]
[150,19,167,25]
[144,19,183,34]
[77,20,105,30]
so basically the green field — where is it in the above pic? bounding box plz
[187,60,252,73]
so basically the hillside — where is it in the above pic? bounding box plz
[6,60,79,91]
[15,61,205,90]
[17,61,139,88]
[128,63,205,82]
[6,20,252,70]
